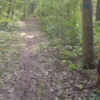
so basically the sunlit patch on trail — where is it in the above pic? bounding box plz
[20,32,26,36]
[19,22,26,27]
[26,35,34,39]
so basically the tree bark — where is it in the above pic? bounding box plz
[96,0,100,21]
[95,42,100,89]
[82,0,95,69]
[8,0,12,18]
[23,0,26,19]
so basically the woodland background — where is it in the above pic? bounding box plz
[0,0,100,100]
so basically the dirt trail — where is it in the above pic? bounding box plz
[2,17,47,100]
[11,18,39,100]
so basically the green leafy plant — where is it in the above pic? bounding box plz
[82,93,100,100]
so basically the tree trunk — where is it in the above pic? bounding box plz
[23,0,26,19]
[11,0,14,19]
[95,44,100,89]
[8,0,12,18]
[42,0,44,16]
[82,0,95,69]
[96,0,100,21]
[32,2,34,14]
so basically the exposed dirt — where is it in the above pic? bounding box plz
[0,17,97,100]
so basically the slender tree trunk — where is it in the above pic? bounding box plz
[32,2,34,14]
[95,44,100,89]
[42,0,44,16]
[95,0,100,90]
[8,0,12,18]
[23,0,26,19]
[96,0,100,21]
[11,0,14,19]
[60,0,62,16]
[82,0,95,69]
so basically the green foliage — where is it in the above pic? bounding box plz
[82,93,100,100]
[68,64,77,71]
[34,0,83,70]
[34,0,100,72]
[34,0,82,43]
[0,0,30,31]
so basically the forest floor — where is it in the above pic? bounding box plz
[0,17,97,100]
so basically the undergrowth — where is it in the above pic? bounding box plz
[0,31,22,87]
[34,10,100,73]
[34,1,100,99]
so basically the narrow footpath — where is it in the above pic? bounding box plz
[2,17,52,100]
[11,17,39,100]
